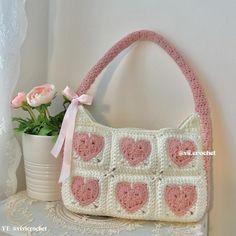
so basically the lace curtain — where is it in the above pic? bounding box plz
[0,0,27,200]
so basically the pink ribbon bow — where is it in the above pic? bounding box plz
[51,86,93,183]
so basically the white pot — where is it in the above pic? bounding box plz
[22,133,62,201]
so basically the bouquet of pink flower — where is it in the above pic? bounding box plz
[11,83,69,136]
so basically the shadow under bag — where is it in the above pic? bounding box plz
[52,30,212,222]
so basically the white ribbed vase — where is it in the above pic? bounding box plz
[22,133,62,201]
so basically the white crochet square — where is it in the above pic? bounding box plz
[72,125,111,171]
[61,170,108,216]
[107,174,156,220]
[157,129,204,176]
[110,131,160,175]
[156,176,207,222]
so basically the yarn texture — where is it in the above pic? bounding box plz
[71,176,99,206]
[116,182,148,213]
[120,138,151,166]
[73,133,104,161]
[165,185,197,216]
[167,139,196,167]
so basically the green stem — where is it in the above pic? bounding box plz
[23,106,36,121]
[46,108,51,119]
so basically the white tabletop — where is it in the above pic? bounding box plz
[0,192,208,236]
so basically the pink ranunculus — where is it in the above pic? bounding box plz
[26,84,56,107]
[11,92,26,108]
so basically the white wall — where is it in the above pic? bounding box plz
[17,0,236,235]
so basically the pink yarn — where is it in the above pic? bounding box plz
[71,176,99,206]
[167,138,196,167]
[76,30,212,208]
[120,138,151,166]
[116,182,148,213]
[73,133,104,161]
[165,185,197,216]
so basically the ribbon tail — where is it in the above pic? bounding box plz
[58,100,78,183]
[51,132,65,158]
[51,100,77,158]
[59,163,71,183]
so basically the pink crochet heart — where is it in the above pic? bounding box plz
[165,185,197,216]
[71,176,99,206]
[116,182,148,213]
[167,138,196,167]
[120,138,151,166]
[73,133,104,161]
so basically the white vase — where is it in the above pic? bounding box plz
[22,133,62,201]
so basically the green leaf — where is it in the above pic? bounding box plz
[12,117,27,122]
[38,126,52,135]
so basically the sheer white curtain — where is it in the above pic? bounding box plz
[0,0,27,200]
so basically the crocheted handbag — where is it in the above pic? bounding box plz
[52,30,212,223]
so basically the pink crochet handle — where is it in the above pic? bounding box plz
[76,30,212,188]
